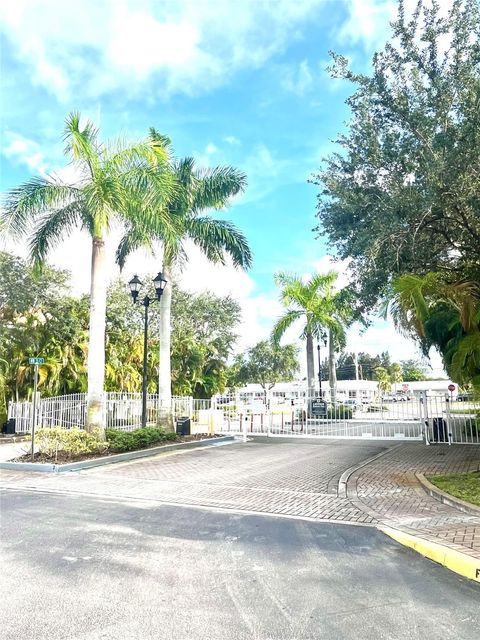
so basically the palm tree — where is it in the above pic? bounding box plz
[116,142,252,420]
[388,273,480,388]
[272,271,351,399]
[2,114,174,433]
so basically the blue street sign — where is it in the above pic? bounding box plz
[29,357,45,365]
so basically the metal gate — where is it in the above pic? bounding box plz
[207,393,480,443]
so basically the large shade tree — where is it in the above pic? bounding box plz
[272,272,353,398]
[116,142,252,418]
[2,114,174,433]
[312,0,480,310]
[230,340,300,395]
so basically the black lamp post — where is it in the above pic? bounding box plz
[128,272,167,428]
[317,331,327,397]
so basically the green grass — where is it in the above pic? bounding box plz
[426,472,480,507]
[449,409,479,414]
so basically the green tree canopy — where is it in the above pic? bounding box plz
[312,0,480,309]
[400,359,429,381]
[335,351,392,380]
[0,252,89,421]
[230,340,300,391]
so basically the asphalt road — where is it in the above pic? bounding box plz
[2,489,479,640]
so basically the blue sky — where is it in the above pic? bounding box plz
[0,0,445,373]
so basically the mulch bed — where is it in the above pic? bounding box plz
[12,433,220,464]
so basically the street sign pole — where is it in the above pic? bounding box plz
[448,383,455,403]
[31,364,39,462]
[28,357,44,462]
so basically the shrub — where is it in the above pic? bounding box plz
[35,427,108,460]
[316,405,353,420]
[327,405,353,420]
[106,426,177,452]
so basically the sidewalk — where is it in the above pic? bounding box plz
[0,439,32,463]
[346,443,480,575]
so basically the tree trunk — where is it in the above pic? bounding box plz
[328,330,337,403]
[86,236,107,435]
[158,263,173,428]
[306,332,315,399]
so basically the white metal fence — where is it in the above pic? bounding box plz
[7,393,195,434]
[6,391,480,444]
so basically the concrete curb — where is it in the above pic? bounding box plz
[380,525,480,583]
[337,443,404,497]
[416,472,480,517]
[0,435,236,473]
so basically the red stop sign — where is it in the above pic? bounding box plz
[448,384,455,392]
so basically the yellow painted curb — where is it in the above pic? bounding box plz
[380,526,480,583]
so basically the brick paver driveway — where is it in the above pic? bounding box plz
[347,442,480,560]
[3,438,480,562]
[1,438,391,524]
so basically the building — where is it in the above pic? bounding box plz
[232,378,456,405]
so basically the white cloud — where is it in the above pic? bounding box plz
[238,142,296,203]
[282,59,313,95]
[223,136,241,146]
[338,0,396,50]
[347,321,446,377]
[0,0,325,101]
[205,143,218,155]
[2,133,49,175]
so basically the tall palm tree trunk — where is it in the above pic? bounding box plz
[328,330,337,403]
[158,263,173,428]
[306,332,315,398]
[86,236,107,435]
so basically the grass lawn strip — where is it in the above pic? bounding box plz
[426,471,480,508]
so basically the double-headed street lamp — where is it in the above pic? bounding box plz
[128,272,167,428]
[317,330,327,397]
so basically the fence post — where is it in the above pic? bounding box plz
[444,396,451,445]
[420,391,429,445]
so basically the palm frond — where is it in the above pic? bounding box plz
[106,137,172,174]
[191,166,247,213]
[115,227,153,270]
[29,200,85,265]
[2,177,81,238]
[272,310,303,343]
[450,332,480,383]
[186,217,252,269]
[63,112,100,171]
[306,270,338,296]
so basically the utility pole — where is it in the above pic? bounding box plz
[354,351,360,405]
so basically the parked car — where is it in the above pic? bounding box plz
[456,393,473,402]
[382,394,397,402]
[343,399,362,410]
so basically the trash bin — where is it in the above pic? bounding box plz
[432,417,448,443]
[176,416,191,436]
[2,418,16,434]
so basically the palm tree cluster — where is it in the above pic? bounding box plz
[388,273,480,389]
[2,114,252,433]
